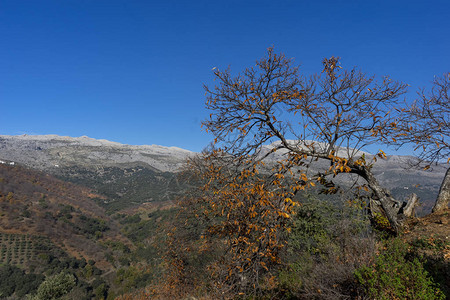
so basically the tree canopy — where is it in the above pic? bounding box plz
[159,48,449,299]
[203,48,410,232]
[388,73,450,212]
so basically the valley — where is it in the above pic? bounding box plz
[0,134,448,299]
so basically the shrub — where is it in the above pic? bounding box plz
[355,238,445,300]
[31,272,76,300]
[278,195,375,299]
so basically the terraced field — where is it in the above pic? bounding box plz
[0,233,65,268]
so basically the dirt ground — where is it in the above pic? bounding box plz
[403,208,450,260]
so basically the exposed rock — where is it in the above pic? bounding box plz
[0,134,194,173]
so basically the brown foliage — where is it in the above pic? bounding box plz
[163,48,433,298]
[183,151,303,296]
[203,48,408,233]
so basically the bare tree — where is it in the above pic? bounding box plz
[203,48,411,233]
[389,73,450,212]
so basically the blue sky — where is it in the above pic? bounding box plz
[1,0,449,152]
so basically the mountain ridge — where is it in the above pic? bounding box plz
[1,134,447,214]
[0,134,194,173]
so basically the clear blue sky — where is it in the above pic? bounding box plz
[1,0,449,152]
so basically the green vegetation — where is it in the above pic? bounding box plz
[355,239,445,300]
[0,233,66,267]
[0,265,44,298]
[410,235,450,297]
[411,236,450,251]
[276,195,374,299]
[120,209,176,243]
[0,163,183,299]
[56,166,187,212]
[1,164,448,299]
[147,192,448,299]
[114,266,153,294]
[30,272,76,300]
[0,233,106,299]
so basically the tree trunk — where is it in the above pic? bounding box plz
[354,165,403,233]
[367,184,403,233]
[402,193,419,218]
[432,167,450,213]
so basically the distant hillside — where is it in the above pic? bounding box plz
[259,140,447,214]
[0,134,447,214]
[0,163,162,299]
[0,135,448,298]
[0,134,193,212]
[0,163,131,268]
[55,164,189,212]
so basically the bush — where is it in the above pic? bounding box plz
[0,265,44,298]
[31,271,76,300]
[278,195,375,299]
[355,238,445,300]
